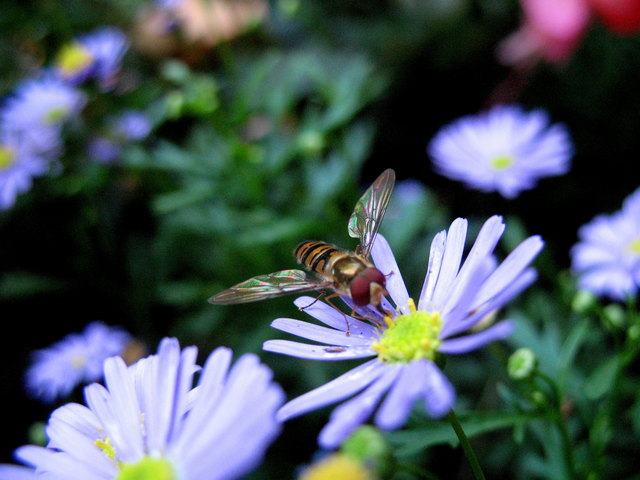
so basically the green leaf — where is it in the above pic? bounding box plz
[583,355,620,400]
[0,272,67,298]
[388,411,531,456]
[557,320,591,387]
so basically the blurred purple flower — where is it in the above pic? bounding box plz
[55,27,129,90]
[1,76,85,154]
[87,137,122,164]
[25,321,131,403]
[3,338,284,480]
[109,110,152,141]
[88,111,151,163]
[157,0,186,9]
[428,105,573,199]
[571,188,640,300]
[264,216,543,448]
[0,128,52,210]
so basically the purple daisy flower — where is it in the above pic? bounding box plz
[156,0,186,9]
[87,136,122,164]
[264,216,543,448]
[0,128,52,210]
[2,338,283,480]
[88,110,151,163]
[428,105,573,199]
[0,76,85,155]
[571,187,640,300]
[25,321,131,403]
[108,110,152,141]
[55,27,129,91]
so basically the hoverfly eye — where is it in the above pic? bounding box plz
[363,268,386,287]
[349,276,372,306]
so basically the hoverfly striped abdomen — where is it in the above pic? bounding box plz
[294,241,347,275]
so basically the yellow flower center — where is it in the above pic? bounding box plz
[490,154,514,170]
[71,355,87,369]
[627,237,640,255]
[44,107,71,125]
[372,299,442,364]
[95,435,177,480]
[56,43,94,77]
[298,453,374,480]
[0,146,16,171]
[117,457,177,480]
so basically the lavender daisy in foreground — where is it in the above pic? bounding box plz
[571,187,640,300]
[428,104,573,198]
[264,216,543,448]
[55,27,128,90]
[25,321,131,403]
[2,338,284,480]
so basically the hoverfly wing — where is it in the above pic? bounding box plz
[208,269,328,305]
[348,168,396,258]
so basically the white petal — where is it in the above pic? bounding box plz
[439,321,513,354]
[371,235,411,314]
[318,365,401,449]
[474,235,543,307]
[422,362,456,417]
[277,359,385,421]
[431,219,468,309]
[375,360,429,430]
[419,230,447,310]
[442,268,536,338]
[263,339,375,361]
[293,296,378,336]
[270,318,374,346]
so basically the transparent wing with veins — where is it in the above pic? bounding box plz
[208,269,329,305]
[348,168,396,258]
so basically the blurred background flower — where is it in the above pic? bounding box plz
[571,187,640,300]
[24,321,131,403]
[428,104,573,198]
[499,0,640,66]
[54,27,128,90]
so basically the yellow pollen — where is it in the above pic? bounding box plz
[0,146,15,170]
[627,238,640,255]
[298,453,373,480]
[56,43,94,77]
[44,107,70,125]
[95,436,116,461]
[71,356,87,368]
[490,154,514,170]
[373,298,442,364]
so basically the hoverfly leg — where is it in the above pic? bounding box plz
[375,303,394,320]
[298,291,327,311]
[321,293,352,336]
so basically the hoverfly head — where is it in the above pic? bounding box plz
[349,267,387,306]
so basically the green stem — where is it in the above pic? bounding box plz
[447,410,486,480]
[537,372,577,479]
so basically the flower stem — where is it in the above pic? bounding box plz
[537,372,577,479]
[447,410,486,480]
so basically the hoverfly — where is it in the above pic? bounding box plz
[208,168,396,319]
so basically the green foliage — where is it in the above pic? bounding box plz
[2,0,640,479]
